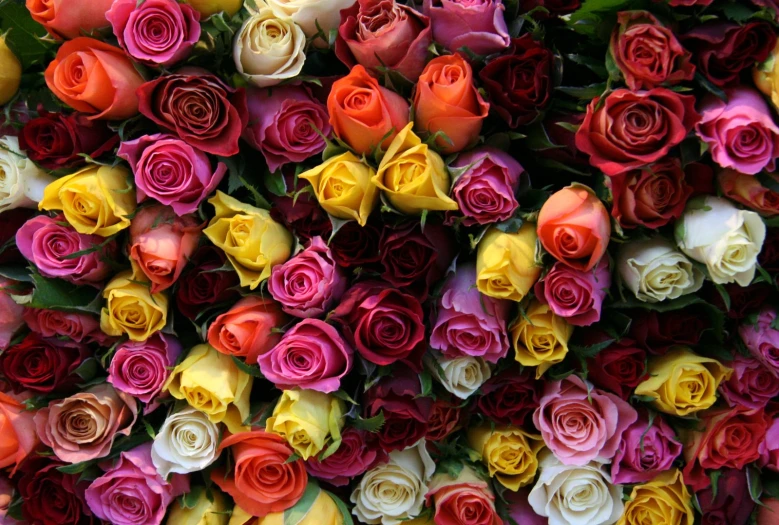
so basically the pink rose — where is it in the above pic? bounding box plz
[610,409,682,484]
[306,428,385,486]
[760,416,779,472]
[696,87,779,175]
[720,354,779,410]
[533,374,638,465]
[258,319,353,393]
[534,259,610,327]
[118,133,227,216]
[0,278,24,350]
[23,308,107,344]
[505,487,547,525]
[739,307,779,375]
[107,0,200,66]
[426,465,502,525]
[423,0,509,56]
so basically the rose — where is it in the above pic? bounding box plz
[0,209,34,265]
[306,428,385,486]
[39,164,135,237]
[675,196,766,286]
[151,407,220,477]
[537,185,611,272]
[426,465,502,525]
[34,384,137,464]
[210,430,307,517]
[255,489,343,525]
[0,333,89,394]
[413,53,490,153]
[610,11,695,90]
[476,223,541,302]
[479,34,554,128]
[618,469,693,525]
[100,271,168,341]
[755,40,779,110]
[118,133,227,216]
[634,347,731,416]
[244,86,331,173]
[265,0,356,40]
[505,488,546,525]
[587,338,648,400]
[259,319,353,393]
[330,220,382,267]
[719,169,779,216]
[270,171,333,241]
[426,352,492,400]
[740,308,779,374]
[166,487,229,525]
[427,397,463,442]
[0,36,20,105]
[204,191,293,289]
[164,344,253,434]
[336,0,433,81]
[85,443,188,525]
[185,0,243,16]
[0,278,24,350]
[537,114,591,169]
[207,296,287,365]
[467,424,544,490]
[0,136,53,213]
[758,499,779,525]
[720,355,779,409]
[175,246,240,320]
[511,299,574,377]
[761,228,779,273]
[696,87,779,174]
[45,38,144,120]
[327,65,410,155]
[233,8,306,88]
[423,0,510,56]
[535,259,610,327]
[26,0,114,39]
[138,73,248,156]
[364,371,433,451]
[762,417,779,471]
[711,282,773,320]
[16,458,92,525]
[475,369,540,427]
[0,391,38,474]
[629,308,707,353]
[611,409,682,485]
[697,469,755,525]
[351,440,435,525]
[19,110,118,170]
[575,88,699,176]
[23,309,104,344]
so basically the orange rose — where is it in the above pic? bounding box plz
[413,53,489,153]
[210,430,307,517]
[45,37,144,120]
[207,296,288,364]
[327,65,410,155]
[26,0,115,40]
[0,391,38,474]
[537,185,611,272]
[718,168,779,217]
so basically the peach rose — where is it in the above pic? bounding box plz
[27,0,115,40]
[207,296,289,364]
[327,65,410,155]
[718,168,779,217]
[44,37,144,120]
[414,53,489,153]
[0,391,38,475]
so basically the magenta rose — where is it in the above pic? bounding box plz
[23,308,106,345]
[306,428,386,486]
[697,469,755,525]
[85,444,189,525]
[258,319,353,393]
[422,0,509,56]
[118,133,227,216]
[505,488,547,525]
[475,368,540,427]
[533,374,638,465]
[107,333,182,413]
[740,307,779,375]
[430,263,511,363]
[243,86,332,173]
[760,416,779,472]
[720,355,779,410]
[16,214,116,287]
[696,87,779,175]
[586,338,648,400]
[610,409,682,485]
[534,259,610,327]
[107,0,200,66]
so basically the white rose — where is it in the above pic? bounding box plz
[528,451,623,525]
[152,407,221,478]
[427,352,491,399]
[351,440,435,525]
[265,0,355,43]
[617,237,703,303]
[233,7,306,88]
[0,135,53,213]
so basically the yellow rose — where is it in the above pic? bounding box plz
[266,389,345,460]
[164,344,253,434]
[476,223,541,301]
[755,41,779,111]
[299,152,378,226]
[258,487,343,525]
[166,488,229,525]
[227,506,253,525]
[100,271,168,341]
[0,36,21,105]
[373,123,459,215]
[40,164,135,237]
[467,424,544,491]
[204,191,293,290]
[185,0,243,17]
[617,469,694,525]
[511,299,573,378]
[634,347,731,417]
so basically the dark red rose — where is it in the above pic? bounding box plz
[137,73,248,156]
[760,228,779,274]
[610,158,694,229]
[365,370,433,452]
[697,469,755,525]
[479,34,553,128]
[519,0,580,16]
[683,22,777,87]
[628,308,708,354]
[426,397,463,442]
[330,220,382,268]
[306,428,386,487]
[18,111,118,170]
[18,457,93,525]
[0,208,35,265]
[587,338,648,400]
[330,281,426,370]
[709,282,772,320]
[536,113,591,169]
[0,333,89,394]
[685,162,715,197]
[175,246,241,320]
[270,172,332,242]
[475,369,540,428]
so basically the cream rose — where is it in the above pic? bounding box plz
[675,196,766,286]
[152,407,221,478]
[617,237,703,303]
[0,136,54,213]
[426,352,491,400]
[233,7,306,88]
[265,0,355,42]
[351,440,435,525]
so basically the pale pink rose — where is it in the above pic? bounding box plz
[534,259,610,327]
[0,278,24,350]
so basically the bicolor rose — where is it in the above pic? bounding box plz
[426,465,502,525]
[26,0,114,39]
[719,169,779,217]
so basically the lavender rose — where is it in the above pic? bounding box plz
[423,0,510,56]
[740,308,779,375]
[534,259,611,327]
[610,410,682,484]
[720,355,779,409]
[306,428,386,486]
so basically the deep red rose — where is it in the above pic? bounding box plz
[330,281,426,370]
[709,282,773,320]
[760,228,779,274]
[697,469,755,525]
[330,220,382,268]
[475,369,540,428]
[426,397,463,442]
[365,370,433,452]
[17,457,94,525]
[587,339,648,400]
[479,34,553,128]
[685,162,715,196]
[0,208,35,265]
[628,308,707,354]
[519,0,580,15]
[536,113,591,169]
[175,246,241,320]
[0,333,89,394]
[575,88,699,176]
[19,111,118,170]
[269,172,332,242]
[137,73,248,156]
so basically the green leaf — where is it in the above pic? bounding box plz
[0,265,32,282]
[230,356,265,378]
[73,358,98,381]
[555,83,608,100]
[570,339,614,359]
[567,53,609,78]
[284,480,320,525]
[180,486,205,510]
[318,437,342,461]
[263,170,287,197]
[351,412,385,433]
[0,2,55,69]
[695,73,728,101]
[324,491,355,525]
[22,271,102,314]
[710,470,722,499]
[747,465,765,505]
[722,1,755,22]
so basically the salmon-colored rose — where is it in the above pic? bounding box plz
[414,53,489,153]
[327,65,410,155]
[537,185,611,272]
[719,168,779,217]
[27,0,115,40]
[0,391,38,475]
[44,37,144,120]
[207,296,289,364]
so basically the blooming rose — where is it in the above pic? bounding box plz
[0,391,38,474]
[306,428,385,486]
[26,0,114,39]
[16,458,92,525]
[511,299,573,377]
[423,0,509,56]
[712,282,773,320]
[697,469,755,525]
[138,73,248,156]
[427,352,491,400]
[175,246,240,320]
[0,333,89,394]
[100,271,168,342]
[505,488,547,525]
[0,278,24,350]
[574,88,699,176]
[587,338,648,400]
[535,259,610,327]
[118,133,227,216]
[265,0,356,40]
[255,488,343,525]
[426,465,502,525]
[330,219,382,267]
[34,383,138,464]
[208,296,287,364]
[740,307,779,375]
[475,369,541,427]
[611,409,681,485]
[151,407,220,477]
[0,37,19,106]
[0,136,53,213]
[720,355,779,409]
[476,223,541,302]
[426,397,463,442]
[167,488,230,525]
[270,171,333,242]
[618,469,693,525]
[364,371,433,451]
[23,308,105,344]
[468,424,544,490]
[719,169,779,216]
[759,499,779,525]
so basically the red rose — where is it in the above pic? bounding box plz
[475,369,540,427]
[365,370,433,452]
[536,114,591,169]
[587,338,648,400]
[697,469,755,525]
[0,209,35,265]
[709,282,773,320]
[19,111,118,170]
[137,73,247,157]
[575,88,699,176]
[270,171,332,242]
[175,246,241,320]
[17,457,94,525]
[426,397,463,442]
[685,161,715,196]
[330,220,382,268]
[0,333,89,394]
[628,308,707,354]
[760,228,779,274]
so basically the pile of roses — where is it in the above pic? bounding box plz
[1,0,779,524]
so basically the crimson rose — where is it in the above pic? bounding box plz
[0,333,90,394]
[17,458,94,525]
[329,220,382,269]
[475,369,540,427]
[697,469,755,525]
[175,246,241,320]
[586,338,648,400]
